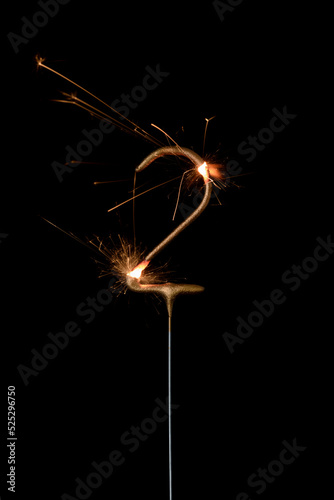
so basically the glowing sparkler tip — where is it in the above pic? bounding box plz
[35,55,45,67]
[198,162,210,182]
[127,260,150,279]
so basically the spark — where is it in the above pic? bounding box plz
[133,171,137,249]
[107,175,182,213]
[151,123,182,149]
[202,116,216,157]
[65,161,110,167]
[54,92,160,145]
[91,235,171,293]
[36,56,164,147]
[41,217,94,252]
[93,178,131,185]
[172,168,193,221]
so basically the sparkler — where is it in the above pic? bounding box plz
[126,147,212,500]
[37,58,215,500]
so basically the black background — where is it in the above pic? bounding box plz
[1,1,332,499]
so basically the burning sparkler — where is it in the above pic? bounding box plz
[126,146,212,500]
[37,58,216,500]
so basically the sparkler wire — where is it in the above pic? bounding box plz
[168,313,172,500]
[38,60,213,499]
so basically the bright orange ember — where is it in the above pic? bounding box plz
[127,260,150,279]
[197,162,210,183]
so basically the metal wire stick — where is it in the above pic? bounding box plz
[126,279,204,500]
[168,311,172,500]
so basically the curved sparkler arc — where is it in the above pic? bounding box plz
[136,146,205,173]
[135,146,213,263]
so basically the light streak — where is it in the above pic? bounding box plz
[107,175,182,213]
[202,115,216,157]
[36,56,164,147]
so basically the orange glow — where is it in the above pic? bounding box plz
[35,55,45,67]
[197,162,210,183]
[127,260,150,279]
[206,163,224,180]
